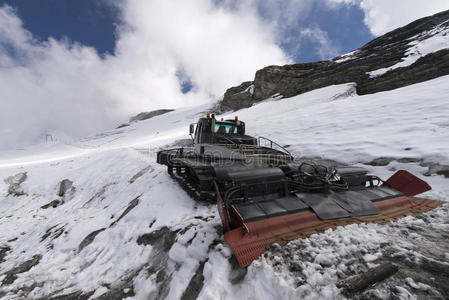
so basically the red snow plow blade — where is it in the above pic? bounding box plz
[221,171,441,267]
[385,170,431,196]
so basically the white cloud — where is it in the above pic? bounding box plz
[0,1,289,149]
[328,0,449,36]
[300,27,340,59]
[4,0,444,149]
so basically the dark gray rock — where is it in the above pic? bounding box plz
[136,227,180,299]
[181,260,206,300]
[0,245,11,265]
[82,183,116,208]
[78,228,106,252]
[366,157,396,166]
[220,81,254,112]
[129,166,153,184]
[220,9,449,111]
[41,200,62,209]
[4,172,27,196]
[422,162,449,178]
[40,225,65,242]
[116,123,130,129]
[228,256,247,284]
[129,109,174,123]
[109,195,140,227]
[38,291,95,300]
[137,227,178,250]
[57,179,73,197]
[2,254,41,285]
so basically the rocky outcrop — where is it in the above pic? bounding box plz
[129,109,174,123]
[220,81,254,112]
[221,9,449,111]
[4,172,27,196]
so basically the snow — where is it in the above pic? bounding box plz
[334,50,359,63]
[243,84,255,96]
[369,25,449,78]
[1,75,449,299]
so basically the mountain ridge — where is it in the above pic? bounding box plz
[220,9,449,111]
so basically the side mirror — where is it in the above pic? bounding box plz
[189,124,195,135]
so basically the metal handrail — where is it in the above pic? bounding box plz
[219,136,238,145]
[258,136,292,157]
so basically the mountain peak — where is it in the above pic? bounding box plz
[221,9,449,112]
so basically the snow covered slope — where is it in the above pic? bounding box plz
[369,21,449,77]
[1,76,449,299]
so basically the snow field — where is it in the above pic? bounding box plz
[1,76,449,299]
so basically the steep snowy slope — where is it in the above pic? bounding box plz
[1,77,449,299]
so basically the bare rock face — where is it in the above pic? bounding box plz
[4,172,27,196]
[220,81,254,112]
[220,9,449,111]
[129,109,175,123]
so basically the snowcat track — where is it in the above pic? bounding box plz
[167,166,215,203]
[225,196,442,267]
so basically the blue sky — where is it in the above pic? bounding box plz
[1,0,448,148]
[1,0,118,55]
[1,0,372,62]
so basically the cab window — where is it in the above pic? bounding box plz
[214,123,236,134]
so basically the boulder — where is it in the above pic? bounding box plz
[57,179,73,197]
[4,172,27,196]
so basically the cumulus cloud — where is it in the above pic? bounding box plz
[300,27,339,59]
[4,0,443,149]
[222,0,315,51]
[0,1,289,149]
[328,0,449,36]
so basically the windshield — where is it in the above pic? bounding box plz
[213,123,238,134]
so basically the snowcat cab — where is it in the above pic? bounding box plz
[157,114,442,267]
[190,113,256,146]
